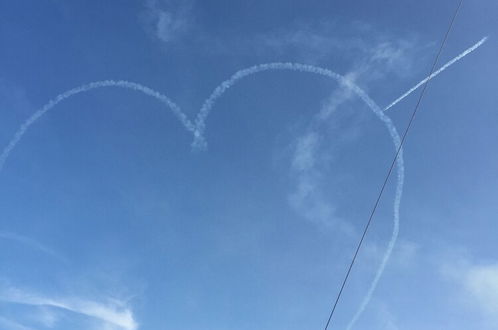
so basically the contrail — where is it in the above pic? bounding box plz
[0,80,193,172]
[0,36,486,329]
[192,62,405,329]
[383,36,488,112]
[194,63,403,150]
[345,35,489,330]
[1,64,405,329]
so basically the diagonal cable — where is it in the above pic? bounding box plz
[323,1,464,328]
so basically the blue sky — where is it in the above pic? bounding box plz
[0,1,497,329]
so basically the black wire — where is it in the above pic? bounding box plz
[323,1,464,329]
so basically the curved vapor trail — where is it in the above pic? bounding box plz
[0,36,486,328]
[0,65,404,329]
[194,36,488,145]
[193,35,488,325]
[194,63,402,149]
[345,35,488,329]
[192,62,404,329]
[0,80,193,172]
[383,36,488,112]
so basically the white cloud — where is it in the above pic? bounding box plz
[140,0,193,46]
[291,132,319,172]
[286,73,364,230]
[288,123,340,228]
[0,284,137,330]
[464,263,498,314]
[283,27,420,233]
[441,255,498,324]
[286,92,355,230]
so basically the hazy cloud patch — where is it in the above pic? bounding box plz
[140,0,194,47]
[441,253,498,326]
[0,283,138,330]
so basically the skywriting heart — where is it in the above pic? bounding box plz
[0,36,487,328]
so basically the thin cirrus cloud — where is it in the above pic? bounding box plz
[0,284,137,330]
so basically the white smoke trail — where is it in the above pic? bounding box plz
[192,62,404,329]
[346,36,488,330]
[0,36,486,329]
[193,35,488,326]
[0,63,404,329]
[194,63,401,148]
[383,36,488,112]
[0,80,193,172]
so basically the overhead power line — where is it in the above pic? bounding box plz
[323,1,465,329]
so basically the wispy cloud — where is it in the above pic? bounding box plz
[285,31,414,230]
[465,264,498,314]
[287,87,358,231]
[441,253,498,326]
[0,284,138,330]
[140,0,193,46]
[220,21,423,72]
[282,32,417,328]
[0,231,67,263]
[288,131,340,227]
[250,21,369,62]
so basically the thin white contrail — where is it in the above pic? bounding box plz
[0,80,193,172]
[193,62,405,330]
[383,36,488,112]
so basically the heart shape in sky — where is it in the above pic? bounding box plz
[0,35,487,327]
[0,61,404,330]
